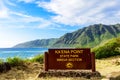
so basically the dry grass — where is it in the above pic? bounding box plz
[0,62,43,80]
[0,56,120,80]
[96,55,120,77]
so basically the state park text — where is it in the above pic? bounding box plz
[55,49,83,62]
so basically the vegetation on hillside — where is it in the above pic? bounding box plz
[92,37,120,59]
[48,24,120,48]
[13,38,58,48]
[14,24,120,48]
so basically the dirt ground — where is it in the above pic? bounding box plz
[0,62,43,80]
[96,56,120,77]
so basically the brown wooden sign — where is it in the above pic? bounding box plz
[44,48,95,72]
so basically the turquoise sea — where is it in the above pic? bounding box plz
[0,48,48,60]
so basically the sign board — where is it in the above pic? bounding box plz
[44,48,95,72]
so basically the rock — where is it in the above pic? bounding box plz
[84,74,90,79]
[38,70,101,79]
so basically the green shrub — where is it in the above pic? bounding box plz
[5,54,44,67]
[30,54,43,64]
[6,57,24,66]
[92,38,120,59]
[0,59,3,64]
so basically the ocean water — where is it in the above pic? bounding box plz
[0,48,48,60]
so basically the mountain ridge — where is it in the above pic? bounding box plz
[52,24,120,48]
[13,24,120,48]
[13,38,58,48]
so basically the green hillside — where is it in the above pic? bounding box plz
[13,38,58,48]
[92,37,120,59]
[13,24,120,48]
[53,24,120,48]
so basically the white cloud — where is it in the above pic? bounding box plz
[0,0,9,18]
[38,0,120,26]
[0,0,55,29]
[10,11,45,23]
[38,21,52,28]
[116,11,120,16]
[0,11,43,28]
[1,0,120,29]
[0,11,53,29]
[5,0,16,6]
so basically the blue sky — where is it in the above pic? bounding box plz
[0,0,120,47]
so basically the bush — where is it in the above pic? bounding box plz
[92,38,120,59]
[30,54,43,64]
[0,59,3,64]
[3,54,44,67]
[6,57,24,66]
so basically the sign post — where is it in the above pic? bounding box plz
[44,52,48,71]
[91,52,96,72]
